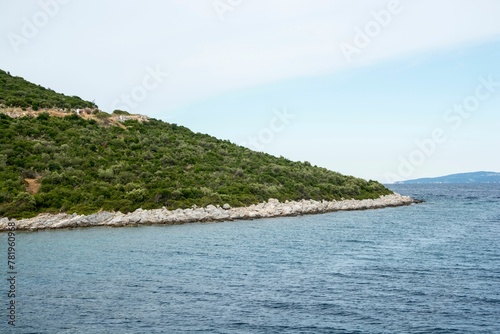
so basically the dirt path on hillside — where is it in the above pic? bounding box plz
[25,177,41,195]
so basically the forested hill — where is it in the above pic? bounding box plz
[0,70,392,218]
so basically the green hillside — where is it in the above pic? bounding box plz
[0,70,392,218]
[0,69,96,110]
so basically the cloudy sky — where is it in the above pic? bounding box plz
[1,0,499,182]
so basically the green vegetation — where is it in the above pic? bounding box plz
[0,113,391,218]
[112,110,130,115]
[0,70,96,110]
[0,69,392,219]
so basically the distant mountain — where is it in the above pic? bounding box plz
[397,171,500,184]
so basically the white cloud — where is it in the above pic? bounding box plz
[159,0,500,112]
[1,0,499,114]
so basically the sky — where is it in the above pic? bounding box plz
[1,0,499,182]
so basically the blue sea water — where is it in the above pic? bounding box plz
[1,184,500,333]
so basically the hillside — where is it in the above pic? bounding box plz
[0,70,392,219]
[0,69,96,110]
[397,171,500,184]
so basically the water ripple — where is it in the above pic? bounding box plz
[4,184,500,333]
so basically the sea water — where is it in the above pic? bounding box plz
[1,184,499,333]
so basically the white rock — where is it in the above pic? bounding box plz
[0,194,417,231]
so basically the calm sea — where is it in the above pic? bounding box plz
[1,184,499,333]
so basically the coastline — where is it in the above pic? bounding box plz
[0,193,417,232]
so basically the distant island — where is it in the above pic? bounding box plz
[396,171,500,184]
[0,69,416,227]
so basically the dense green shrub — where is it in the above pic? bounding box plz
[112,110,130,115]
[0,70,96,110]
[0,114,392,218]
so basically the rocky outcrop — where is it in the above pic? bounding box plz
[0,193,417,232]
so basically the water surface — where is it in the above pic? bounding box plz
[2,184,499,333]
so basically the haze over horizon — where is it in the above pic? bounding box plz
[1,0,499,182]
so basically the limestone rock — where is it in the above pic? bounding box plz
[0,193,417,231]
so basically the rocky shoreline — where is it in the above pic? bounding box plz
[0,193,417,232]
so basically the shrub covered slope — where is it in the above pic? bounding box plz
[0,70,392,218]
[0,69,96,110]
